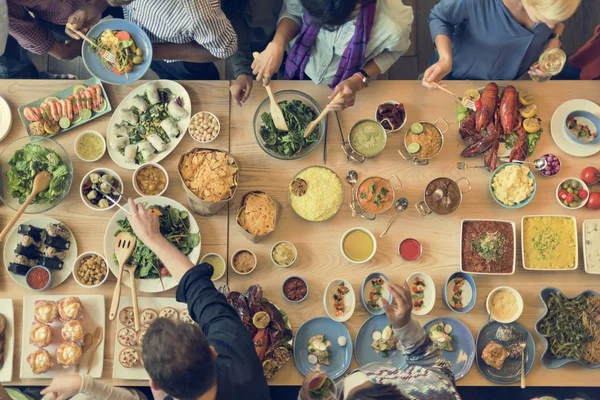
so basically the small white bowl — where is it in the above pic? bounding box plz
[188,111,221,143]
[340,227,377,264]
[407,272,435,316]
[486,286,523,324]
[270,241,297,268]
[201,253,226,281]
[556,177,589,210]
[323,278,355,322]
[375,101,407,133]
[80,168,124,212]
[73,130,106,162]
[132,163,169,197]
[230,249,257,275]
[72,252,109,289]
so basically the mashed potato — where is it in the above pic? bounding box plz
[492,165,534,206]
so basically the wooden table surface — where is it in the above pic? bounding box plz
[1,79,599,388]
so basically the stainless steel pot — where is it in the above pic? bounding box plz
[354,175,402,220]
[416,177,471,216]
[399,118,449,165]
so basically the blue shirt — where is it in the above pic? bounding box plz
[428,0,552,80]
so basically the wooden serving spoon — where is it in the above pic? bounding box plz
[303,92,343,139]
[0,171,52,242]
[124,255,141,332]
[252,52,288,132]
[76,333,94,373]
[109,232,137,325]
[86,327,104,375]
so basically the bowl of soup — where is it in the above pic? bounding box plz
[486,286,523,323]
[133,163,169,196]
[201,253,226,281]
[348,120,387,158]
[340,227,376,264]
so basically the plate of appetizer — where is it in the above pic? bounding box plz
[0,95,12,142]
[354,314,406,368]
[443,272,476,313]
[113,297,194,380]
[82,19,152,85]
[535,287,600,369]
[360,272,392,315]
[20,295,105,379]
[107,80,191,169]
[550,99,600,157]
[476,321,534,384]
[424,317,475,380]
[0,300,14,382]
[103,196,200,293]
[222,285,294,380]
[293,316,352,380]
[323,279,355,322]
[18,78,111,137]
[407,272,435,316]
[3,218,77,290]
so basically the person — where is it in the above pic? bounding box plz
[299,280,460,400]
[105,0,238,80]
[123,198,271,400]
[41,373,146,400]
[423,0,581,87]
[223,0,283,106]
[568,25,600,80]
[251,0,413,110]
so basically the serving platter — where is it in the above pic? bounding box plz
[103,196,200,293]
[106,80,191,169]
[583,219,600,275]
[0,299,14,383]
[550,99,600,157]
[459,219,516,276]
[424,317,475,380]
[521,215,578,271]
[0,95,12,142]
[354,314,406,368]
[20,295,105,379]
[3,217,77,290]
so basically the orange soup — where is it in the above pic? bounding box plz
[357,177,393,214]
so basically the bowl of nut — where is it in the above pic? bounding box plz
[188,111,220,143]
[72,252,108,288]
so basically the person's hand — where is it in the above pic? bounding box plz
[230,74,253,106]
[251,42,285,85]
[528,63,549,81]
[126,198,161,245]
[65,5,103,40]
[328,75,363,111]
[422,57,452,90]
[382,280,412,329]
[40,373,82,400]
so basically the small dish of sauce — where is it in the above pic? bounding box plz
[133,164,168,196]
[75,131,106,162]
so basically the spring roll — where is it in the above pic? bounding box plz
[147,133,167,152]
[167,99,188,120]
[145,83,160,105]
[160,119,179,138]
[131,95,148,112]
[124,144,137,163]
[138,140,156,162]
[110,135,128,150]
[120,110,138,125]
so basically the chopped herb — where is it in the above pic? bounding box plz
[360,192,367,200]
[471,231,506,262]
[370,182,376,195]
[380,187,389,196]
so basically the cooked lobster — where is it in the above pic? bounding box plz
[476,83,499,131]
[253,329,269,362]
[509,115,528,162]
[499,85,518,134]
[459,114,483,147]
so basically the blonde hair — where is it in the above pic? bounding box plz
[523,0,581,22]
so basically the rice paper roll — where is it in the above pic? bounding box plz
[146,133,167,152]
[109,135,128,150]
[145,83,161,105]
[167,99,188,120]
[160,119,179,138]
[120,110,138,125]
[113,125,128,136]
[124,144,137,163]
[138,140,156,162]
[131,95,148,112]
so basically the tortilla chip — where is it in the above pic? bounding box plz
[179,149,238,202]
[237,192,276,236]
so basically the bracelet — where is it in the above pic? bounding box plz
[352,72,368,89]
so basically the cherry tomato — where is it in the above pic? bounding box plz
[588,192,600,210]
[565,193,574,204]
[579,189,589,200]
[474,100,482,112]
[581,167,600,185]
[112,65,124,75]
[558,190,568,200]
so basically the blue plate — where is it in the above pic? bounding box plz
[489,163,536,209]
[535,287,600,369]
[565,110,600,145]
[293,317,352,379]
[424,317,475,380]
[443,272,476,313]
[355,314,407,368]
[476,321,535,384]
[360,272,392,315]
[82,19,153,85]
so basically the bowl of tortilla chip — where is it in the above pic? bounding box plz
[236,191,281,243]
[178,148,239,216]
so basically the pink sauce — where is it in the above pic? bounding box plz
[399,238,422,261]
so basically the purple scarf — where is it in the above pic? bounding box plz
[284,0,377,89]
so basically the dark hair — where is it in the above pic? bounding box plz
[346,383,408,400]
[300,0,358,28]
[143,318,216,400]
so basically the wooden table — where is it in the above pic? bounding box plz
[228,80,600,387]
[1,79,599,388]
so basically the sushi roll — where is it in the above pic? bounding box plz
[145,83,160,105]
[160,119,179,138]
[167,99,188,120]
[46,223,70,239]
[18,225,44,242]
[8,263,31,276]
[15,244,41,260]
[110,135,129,150]
[39,256,63,271]
[120,110,138,125]
[131,95,148,112]
[124,144,137,164]
[21,235,42,248]
[138,140,155,162]
[45,236,70,251]
[146,133,167,152]
[43,247,66,261]
[15,255,36,267]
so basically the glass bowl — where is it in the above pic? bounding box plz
[253,90,326,160]
[0,136,73,213]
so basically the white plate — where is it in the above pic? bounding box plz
[0,96,12,143]
[103,196,200,293]
[20,294,105,379]
[113,297,188,380]
[459,219,516,275]
[550,99,600,157]
[583,219,600,274]
[407,272,435,316]
[323,279,356,322]
[106,80,192,170]
[0,299,14,382]
[3,217,77,290]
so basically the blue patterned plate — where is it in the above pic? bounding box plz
[424,317,475,380]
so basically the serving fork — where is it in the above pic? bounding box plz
[66,23,117,65]
[428,82,476,112]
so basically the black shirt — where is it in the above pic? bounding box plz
[176,263,271,400]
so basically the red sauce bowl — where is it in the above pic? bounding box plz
[281,276,309,303]
[25,266,52,291]
[399,238,422,261]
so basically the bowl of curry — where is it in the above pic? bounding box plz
[416,177,471,216]
[355,175,402,218]
[348,120,387,158]
[460,219,516,275]
[400,118,448,165]
[521,216,578,271]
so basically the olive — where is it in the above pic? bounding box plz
[573,195,581,202]
[563,200,569,206]
[133,56,143,65]
[571,181,581,190]
[135,48,143,56]
[567,187,574,194]
[571,201,581,208]
[562,183,569,190]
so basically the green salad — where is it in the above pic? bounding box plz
[260,100,318,157]
[7,143,70,204]
[115,204,199,279]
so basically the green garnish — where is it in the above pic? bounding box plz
[471,231,506,262]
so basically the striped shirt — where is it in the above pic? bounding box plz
[123,0,238,61]
[7,0,88,54]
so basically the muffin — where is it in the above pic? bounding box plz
[34,301,58,324]
[56,341,83,367]
[57,297,84,322]
[29,322,53,347]
[27,348,53,374]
